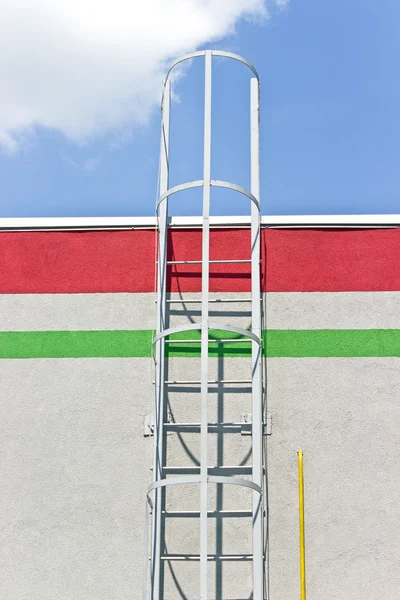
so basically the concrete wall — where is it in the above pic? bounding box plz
[2,353,399,599]
[1,228,400,599]
[0,358,152,599]
[267,358,400,599]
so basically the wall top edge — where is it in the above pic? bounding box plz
[0,215,400,231]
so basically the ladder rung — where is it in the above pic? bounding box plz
[163,379,252,385]
[165,298,252,303]
[165,339,251,344]
[160,260,252,265]
[160,554,253,561]
[163,466,252,475]
[164,422,251,432]
[162,510,252,518]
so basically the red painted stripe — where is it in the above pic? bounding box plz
[0,231,154,293]
[1,228,400,293]
[167,228,252,292]
[0,229,251,293]
[265,228,400,291]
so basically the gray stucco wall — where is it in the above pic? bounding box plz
[0,359,152,600]
[267,358,400,600]
[1,295,399,598]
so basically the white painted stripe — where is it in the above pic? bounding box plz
[2,291,400,332]
[0,293,156,331]
[0,292,252,331]
[266,292,400,330]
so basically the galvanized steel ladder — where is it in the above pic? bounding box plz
[144,50,265,599]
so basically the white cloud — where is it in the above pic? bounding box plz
[0,0,282,153]
[84,156,102,173]
[59,150,102,174]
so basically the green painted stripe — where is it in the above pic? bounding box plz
[265,329,400,357]
[2,330,400,359]
[0,330,153,359]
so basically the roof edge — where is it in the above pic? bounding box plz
[0,215,400,231]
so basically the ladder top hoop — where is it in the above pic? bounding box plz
[156,180,260,214]
[162,51,259,98]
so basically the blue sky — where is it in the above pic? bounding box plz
[1,0,399,217]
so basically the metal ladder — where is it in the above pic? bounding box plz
[144,50,265,600]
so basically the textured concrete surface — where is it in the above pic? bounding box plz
[2,355,399,599]
[0,293,157,331]
[1,292,400,599]
[4,290,400,332]
[0,359,153,600]
[0,356,255,599]
[265,291,400,329]
[267,358,400,600]
[0,292,251,332]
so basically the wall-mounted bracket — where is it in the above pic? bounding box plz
[144,411,172,437]
[241,413,272,436]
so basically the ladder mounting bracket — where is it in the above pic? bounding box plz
[144,411,172,437]
[241,413,272,436]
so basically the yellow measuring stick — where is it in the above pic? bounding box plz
[298,450,306,600]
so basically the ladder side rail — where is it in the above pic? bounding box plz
[200,49,212,600]
[151,79,171,600]
[250,77,264,599]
